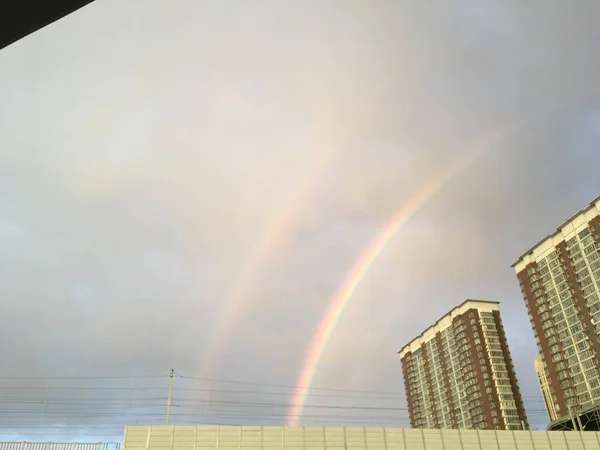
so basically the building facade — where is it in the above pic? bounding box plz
[535,355,559,422]
[513,195,600,421]
[398,300,528,431]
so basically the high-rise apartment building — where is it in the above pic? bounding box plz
[534,355,559,422]
[398,300,528,430]
[513,195,600,421]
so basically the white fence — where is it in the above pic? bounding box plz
[123,425,600,450]
[0,444,109,450]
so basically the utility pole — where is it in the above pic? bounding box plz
[166,369,174,425]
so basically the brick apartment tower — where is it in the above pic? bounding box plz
[398,300,528,430]
[534,355,559,422]
[513,195,600,421]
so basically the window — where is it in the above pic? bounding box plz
[585,369,598,380]
[583,285,596,296]
[582,236,594,248]
[560,290,572,300]
[567,314,581,325]
[567,356,579,367]
[578,392,591,403]
[583,359,595,369]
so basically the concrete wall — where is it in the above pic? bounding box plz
[123,425,600,450]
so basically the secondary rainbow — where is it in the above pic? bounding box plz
[287,126,520,425]
[199,150,337,378]
[199,105,369,379]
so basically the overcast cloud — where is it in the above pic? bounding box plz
[1,0,600,440]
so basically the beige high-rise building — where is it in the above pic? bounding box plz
[534,355,558,422]
[398,300,528,430]
[513,195,600,421]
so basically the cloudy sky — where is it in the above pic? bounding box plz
[1,0,600,441]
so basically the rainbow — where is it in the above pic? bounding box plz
[199,104,368,379]
[199,150,337,377]
[287,126,520,425]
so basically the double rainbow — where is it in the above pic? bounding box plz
[199,104,370,378]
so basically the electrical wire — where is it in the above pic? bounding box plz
[175,374,407,396]
[0,373,548,401]
[0,374,551,436]
[0,376,167,380]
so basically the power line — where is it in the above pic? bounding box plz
[0,375,167,380]
[0,373,550,432]
[0,403,549,413]
[0,374,547,401]
[0,404,554,415]
[0,411,552,425]
[0,387,546,402]
[0,410,412,424]
[0,386,168,391]
[0,404,551,431]
[0,396,166,402]
[0,401,409,412]
[174,375,547,401]
[0,409,551,423]
[0,388,406,400]
[175,374,408,396]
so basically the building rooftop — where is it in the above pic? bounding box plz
[511,194,600,269]
[398,299,500,357]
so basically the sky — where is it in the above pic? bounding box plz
[1,0,600,441]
